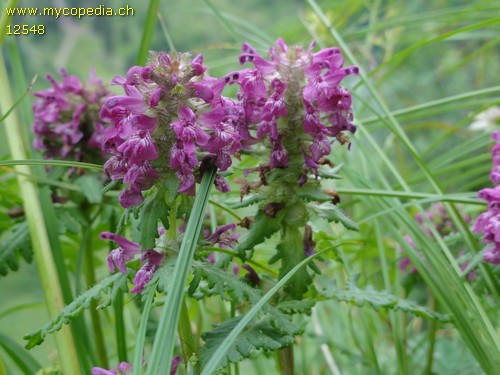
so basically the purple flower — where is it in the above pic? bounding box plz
[101,52,240,206]
[231,38,358,183]
[32,68,110,163]
[242,264,260,285]
[205,224,239,249]
[100,232,141,273]
[131,250,165,294]
[92,361,132,375]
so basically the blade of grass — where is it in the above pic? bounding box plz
[0,74,36,123]
[0,51,81,375]
[0,159,103,170]
[0,333,41,375]
[136,0,161,65]
[0,0,17,46]
[146,167,217,375]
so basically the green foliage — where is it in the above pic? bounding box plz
[312,202,359,231]
[136,189,170,249]
[191,261,307,368]
[200,317,294,369]
[73,174,102,204]
[323,274,452,322]
[0,221,32,277]
[0,332,41,375]
[23,272,129,349]
[269,226,313,299]
[235,210,281,258]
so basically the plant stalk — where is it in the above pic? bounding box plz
[0,51,81,374]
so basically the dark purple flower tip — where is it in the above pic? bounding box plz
[484,246,500,264]
[242,264,260,285]
[241,41,257,54]
[119,186,145,208]
[100,232,141,273]
[192,82,215,103]
[309,134,331,161]
[178,174,196,195]
[191,54,207,76]
[117,131,159,164]
[125,66,145,85]
[170,355,182,375]
[214,174,231,192]
[149,87,163,107]
[123,162,159,191]
[270,141,289,169]
[131,250,165,294]
[205,223,239,248]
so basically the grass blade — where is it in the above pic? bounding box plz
[146,167,217,375]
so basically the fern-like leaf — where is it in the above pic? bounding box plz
[24,272,129,348]
[0,221,32,277]
[200,317,295,370]
[312,202,359,231]
[324,274,451,322]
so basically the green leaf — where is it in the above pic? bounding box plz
[0,221,32,277]
[0,332,41,375]
[324,274,451,322]
[296,186,333,202]
[317,163,344,179]
[269,226,312,299]
[235,210,281,258]
[74,174,102,204]
[200,317,295,370]
[24,272,129,349]
[200,244,345,374]
[226,194,264,209]
[137,189,170,249]
[190,261,261,304]
[313,202,359,231]
[145,167,216,375]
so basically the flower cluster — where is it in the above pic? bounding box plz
[224,38,358,185]
[100,232,164,294]
[100,52,242,208]
[32,69,109,163]
[399,203,472,275]
[473,130,500,264]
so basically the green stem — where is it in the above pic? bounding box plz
[114,291,128,362]
[277,347,294,375]
[82,205,109,368]
[424,294,438,375]
[0,51,81,374]
[178,298,196,363]
[146,167,216,375]
[136,0,161,65]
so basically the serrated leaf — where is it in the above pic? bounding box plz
[0,221,32,277]
[235,211,281,258]
[190,261,261,304]
[297,186,332,202]
[200,317,294,370]
[191,262,302,336]
[314,202,359,231]
[317,163,344,179]
[137,189,170,249]
[277,300,315,314]
[324,274,451,322]
[24,272,129,349]
[269,226,312,299]
[54,208,81,234]
[226,195,264,209]
[74,173,102,204]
